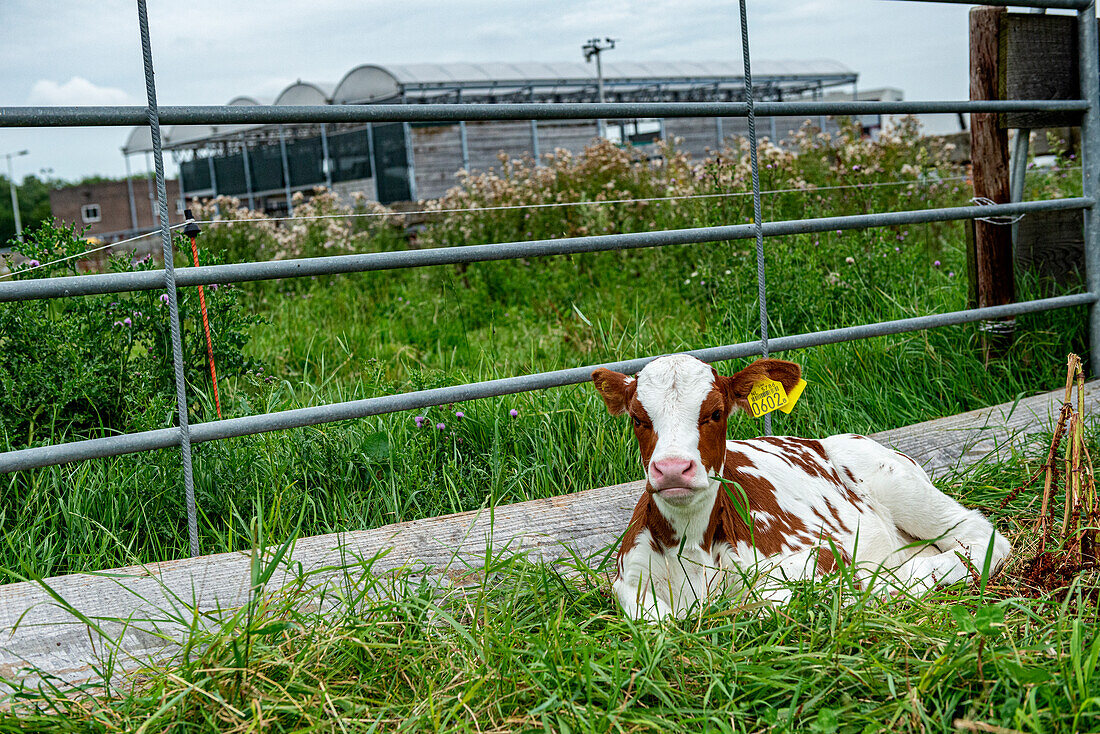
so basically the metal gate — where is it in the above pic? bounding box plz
[0,0,1095,559]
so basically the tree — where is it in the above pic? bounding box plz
[0,174,54,247]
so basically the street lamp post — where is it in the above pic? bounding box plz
[4,149,28,243]
[583,37,617,139]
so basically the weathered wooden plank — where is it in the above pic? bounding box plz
[0,382,1095,694]
[1016,208,1085,287]
[1000,13,1080,129]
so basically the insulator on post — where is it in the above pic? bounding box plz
[183,208,201,238]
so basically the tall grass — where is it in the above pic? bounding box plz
[4,448,1099,732]
[0,122,1086,581]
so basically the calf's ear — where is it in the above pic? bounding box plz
[718,358,801,413]
[591,368,633,415]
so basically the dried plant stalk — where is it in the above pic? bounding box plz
[1037,355,1079,548]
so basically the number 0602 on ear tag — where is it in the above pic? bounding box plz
[747,379,788,418]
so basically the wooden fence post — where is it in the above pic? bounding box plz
[970,6,1015,359]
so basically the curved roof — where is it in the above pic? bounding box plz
[273,81,335,106]
[123,94,277,154]
[334,59,856,103]
[123,59,858,152]
[121,126,153,155]
[227,94,271,106]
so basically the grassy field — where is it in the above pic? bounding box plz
[4,450,1100,733]
[0,122,1088,580]
[0,122,1097,730]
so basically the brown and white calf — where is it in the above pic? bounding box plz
[592,354,1010,620]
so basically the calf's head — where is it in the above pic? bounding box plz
[592,355,801,506]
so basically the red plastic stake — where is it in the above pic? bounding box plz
[189,235,222,419]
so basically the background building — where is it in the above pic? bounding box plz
[121,60,861,210]
[49,177,182,242]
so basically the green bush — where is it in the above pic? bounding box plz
[0,219,264,446]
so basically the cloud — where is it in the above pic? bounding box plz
[27,77,133,106]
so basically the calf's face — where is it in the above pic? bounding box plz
[592,355,801,506]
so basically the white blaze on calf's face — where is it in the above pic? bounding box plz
[635,355,718,493]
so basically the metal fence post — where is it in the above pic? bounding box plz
[459,120,470,172]
[136,0,199,557]
[124,153,139,232]
[279,125,294,216]
[1080,4,1100,377]
[206,155,220,217]
[320,123,333,190]
[241,142,255,210]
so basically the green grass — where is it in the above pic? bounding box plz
[0,127,1088,581]
[3,447,1099,733]
[0,126,1096,731]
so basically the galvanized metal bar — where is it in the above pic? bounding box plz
[1080,2,1100,376]
[0,100,1087,128]
[530,120,540,164]
[0,292,1091,475]
[136,0,199,558]
[0,197,1088,302]
[1010,129,1030,249]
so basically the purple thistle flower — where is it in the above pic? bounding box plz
[455,411,465,419]
[123,317,132,326]
[836,229,842,235]
[159,294,170,304]
[948,271,956,278]
[113,320,123,327]
[27,259,40,268]
[436,422,446,430]
[933,260,942,267]
[414,416,425,427]
[509,409,518,418]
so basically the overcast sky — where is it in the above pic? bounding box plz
[0,1,1004,182]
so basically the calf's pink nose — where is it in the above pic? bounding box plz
[650,458,697,487]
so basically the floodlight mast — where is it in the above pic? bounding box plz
[583,37,617,138]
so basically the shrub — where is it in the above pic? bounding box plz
[0,219,263,446]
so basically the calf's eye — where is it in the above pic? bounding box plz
[711,410,723,422]
[632,416,642,428]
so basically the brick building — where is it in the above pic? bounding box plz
[49,178,182,242]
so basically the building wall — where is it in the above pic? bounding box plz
[50,179,183,241]
[410,120,600,201]
[408,117,851,202]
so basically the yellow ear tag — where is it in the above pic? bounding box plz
[778,378,807,414]
[747,379,788,418]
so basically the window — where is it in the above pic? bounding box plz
[81,204,101,223]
